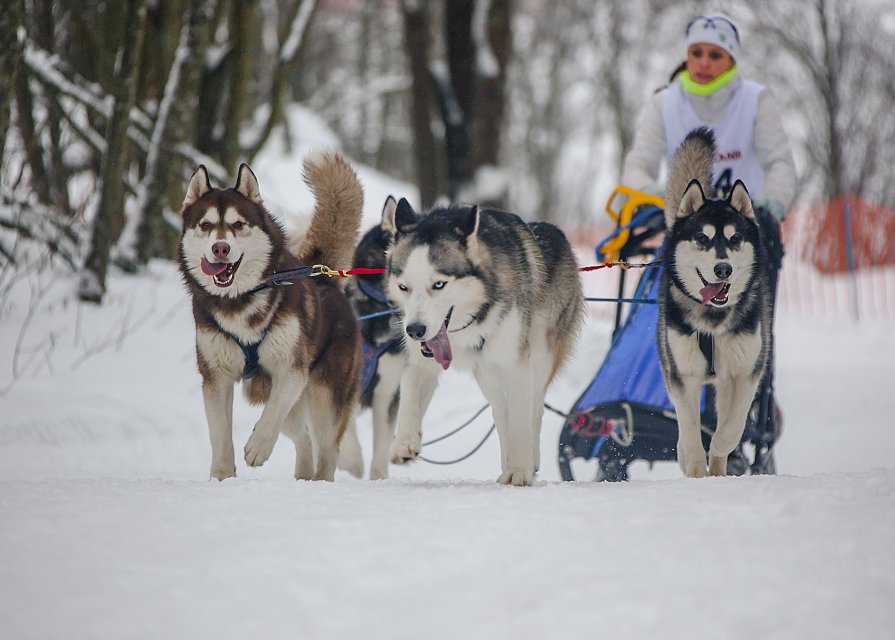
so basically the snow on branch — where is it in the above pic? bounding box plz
[281,0,316,63]
[317,74,412,122]
[0,189,83,269]
[473,0,499,79]
[23,41,110,115]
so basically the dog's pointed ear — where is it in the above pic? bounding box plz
[728,180,754,219]
[678,179,706,218]
[391,197,418,234]
[183,165,211,209]
[235,164,263,204]
[455,205,480,239]
[380,196,399,234]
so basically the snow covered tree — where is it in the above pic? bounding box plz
[745,0,895,206]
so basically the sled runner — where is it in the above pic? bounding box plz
[558,187,781,481]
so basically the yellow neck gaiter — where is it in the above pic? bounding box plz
[679,67,738,97]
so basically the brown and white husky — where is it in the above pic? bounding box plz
[177,152,363,481]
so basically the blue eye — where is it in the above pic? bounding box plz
[432,281,446,290]
[397,283,408,292]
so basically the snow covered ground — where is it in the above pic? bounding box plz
[2,155,894,639]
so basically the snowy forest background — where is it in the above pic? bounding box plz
[1,0,894,307]
[2,5,895,637]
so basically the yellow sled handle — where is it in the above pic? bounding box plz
[600,185,666,263]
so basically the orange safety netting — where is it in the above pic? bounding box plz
[799,195,895,273]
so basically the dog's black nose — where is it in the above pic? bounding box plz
[714,262,732,280]
[406,323,427,341]
[212,242,230,260]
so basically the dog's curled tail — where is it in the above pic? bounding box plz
[664,127,715,228]
[295,151,364,280]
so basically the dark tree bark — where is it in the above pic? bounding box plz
[130,2,216,267]
[245,0,319,162]
[31,0,71,216]
[219,0,256,171]
[0,0,21,178]
[442,0,474,199]
[442,0,511,205]
[470,0,510,173]
[401,0,440,208]
[79,0,147,303]
[14,49,52,204]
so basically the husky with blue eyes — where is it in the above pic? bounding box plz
[659,127,780,478]
[382,198,585,486]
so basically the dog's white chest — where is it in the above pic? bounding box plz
[670,328,763,378]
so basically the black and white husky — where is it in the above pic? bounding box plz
[384,199,585,485]
[337,197,405,480]
[659,128,775,478]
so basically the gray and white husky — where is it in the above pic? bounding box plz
[177,152,363,481]
[384,198,584,485]
[659,127,774,478]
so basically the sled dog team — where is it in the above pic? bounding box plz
[178,130,773,484]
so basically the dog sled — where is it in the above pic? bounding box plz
[558,186,782,481]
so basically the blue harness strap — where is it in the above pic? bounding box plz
[360,336,398,393]
[227,326,271,380]
[357,278,390,304]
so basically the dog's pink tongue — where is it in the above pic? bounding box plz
[425,324,452,370]
[200,257,228,276]
[699,282,727,306]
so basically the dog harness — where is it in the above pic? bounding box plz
[357,278,390,305]
[360,337,400,394]
[356,277,399,393]
[225,327,270,380]
[698,332,715,376]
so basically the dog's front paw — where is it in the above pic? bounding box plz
[244,429,277,467]
[677,440,708,478]
[390,433,421,464]
[498,468,534,486]
[680,460,708,478]
[369,458,390,480]
[708,454,728,477]
[210,464,236,481]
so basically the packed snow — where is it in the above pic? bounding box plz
[2,154,894,640]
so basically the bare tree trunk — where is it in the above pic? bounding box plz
[0,0,21,178]
[604,1,631,164]
[441,0,473,201]
[127,2,215,267]
[470,0,510,171]
[245,0,318,163]
[79,0,147,303]
[14,45,52,204]
[816,0,845,200]
[31,0,72,216]
[401,0,440,208]
[438,0,512,206]
[219,0,256,171]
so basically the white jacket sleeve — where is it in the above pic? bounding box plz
[753,89,797,213]
[621,91,667,194]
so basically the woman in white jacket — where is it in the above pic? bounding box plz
[622,14,796,220]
